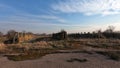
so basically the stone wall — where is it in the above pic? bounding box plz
[52,30,67,40]
[16,33,34,43]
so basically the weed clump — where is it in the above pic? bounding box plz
[66,58,87,62]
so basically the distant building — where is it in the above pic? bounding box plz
[52,30,67,40]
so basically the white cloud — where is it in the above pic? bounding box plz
[0,3,66,24]
[4,14,67,24]
[39,15,67,23]
[52,0,120,16]
[0,13,68,29]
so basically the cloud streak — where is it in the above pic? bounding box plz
[52,0,120,16]
[0,3,68,33]
[0,3,66,24]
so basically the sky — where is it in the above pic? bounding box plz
[1,0,120,34]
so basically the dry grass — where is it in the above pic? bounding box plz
[69,39,120,50]
[1,39,120,61]
[0,43,56,61]
[0,43,6,51]
[2,41,72,61]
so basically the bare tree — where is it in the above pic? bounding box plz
[0,32,3,37]
[7,30,16,39]
[104,26,115,33]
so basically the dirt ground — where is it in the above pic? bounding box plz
[0,52,120,68]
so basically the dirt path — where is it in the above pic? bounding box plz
[0,52,120,68]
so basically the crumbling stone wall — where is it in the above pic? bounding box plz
[52,30,67,40]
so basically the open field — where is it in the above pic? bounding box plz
[0,51,120,68]
[0,39,120,68]
[1,0,120,68]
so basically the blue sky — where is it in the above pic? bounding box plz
[1,0,120,34]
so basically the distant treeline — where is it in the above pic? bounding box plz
[68,32,120,39]
[1,26,120,43]
[68,26,120,39]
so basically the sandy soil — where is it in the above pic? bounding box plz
[0,52,120,68]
